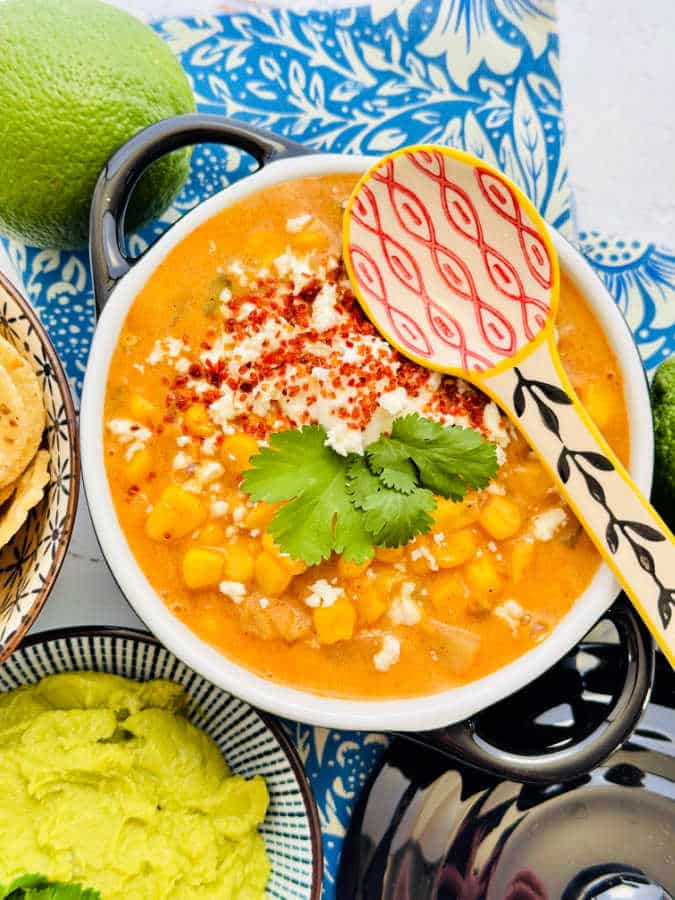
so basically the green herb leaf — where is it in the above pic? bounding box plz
[242,414,499,563]
[0,874,101,900]
[347,457,436,547]
[367,413,498,501]
[242,426,374,565]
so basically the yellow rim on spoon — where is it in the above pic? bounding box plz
[343,144,675,667]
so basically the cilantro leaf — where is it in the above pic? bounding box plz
[242,414,498,563]
[366,443,418,494]
[347,457,437,547]
[242,426,374,564]
[346,455,382,510]
[1,875,100,899]
[367,413,498,501]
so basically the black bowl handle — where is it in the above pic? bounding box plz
[89,113,308,315]
[404,599,654,784]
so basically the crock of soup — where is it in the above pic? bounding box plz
[103,175,629,700]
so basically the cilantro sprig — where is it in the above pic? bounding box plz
[242,413,499,564]
[0,874,100,899]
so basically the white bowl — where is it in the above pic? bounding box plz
[81,151,653,733]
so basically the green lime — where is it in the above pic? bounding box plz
[0,0,195,249]
[652,355,675,527]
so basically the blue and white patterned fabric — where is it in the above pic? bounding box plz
[2,2,674,896]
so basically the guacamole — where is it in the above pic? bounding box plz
[0,672,270,898]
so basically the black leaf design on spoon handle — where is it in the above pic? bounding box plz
[513,367,674,630]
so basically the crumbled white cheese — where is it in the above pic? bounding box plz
[176,435,192,448]
[219,285,232,303]
[410,545,438,571]
[172,451,193,471]
[147,337,184,366]
[389,582,422,626]
[232,505,246,523]
[238,301,256,321]
[494,599,527,635]
[229,260,248,286]
[324,420,366,457]
[107,418,152,461]
[433,532,445,545]
[286,213,312,233]
[305,579,344,609]
[201,434,219,456]
[210,500,229,518]
[487,482,506,495]
[208,388,237,430]
[219,581,247,603]
[259,597,270,609]
[532,508,567,541]
[373,635,401,672]
[175,357,191,375]
[182,461,224,493]
[310,282,339,332]
[378,387,410,416]
[273,250,315,293]
[233,318,290,366]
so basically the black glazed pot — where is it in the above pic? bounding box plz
[83,113,655,784]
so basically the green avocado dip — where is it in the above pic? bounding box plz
[0,672,270,898]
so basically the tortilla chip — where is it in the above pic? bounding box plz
[0,364,27,488]
[0,450,49,549]
[0,483,15,508]
[0,336,45,490]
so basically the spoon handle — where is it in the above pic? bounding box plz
[481,336,675,666]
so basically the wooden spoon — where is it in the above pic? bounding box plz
[343,145,675,666]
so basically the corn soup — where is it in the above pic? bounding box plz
[103,175,629,699]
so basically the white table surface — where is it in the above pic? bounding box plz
[0,0,673,635]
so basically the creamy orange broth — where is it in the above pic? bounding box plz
[103,174,629,699]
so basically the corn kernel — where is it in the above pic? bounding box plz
[435,529,477,568]
[465,557,503,607]
[355,581,389,626]
[129,394,158,424]
[510,461,551,501]
[245,228,285,267]
[221,432,259,475]
[222,537,257,584]
[254,551,292,596]
[182,547,224,590]
[429,572,467,616]
[145,485,208,542]
[261,532,307,574]
[313,598,356,644]
[291,226,328,253]
[184,404,212,438]
[337,556,372,578]
[244,501,278,531]
[580,381,612,432]
[125,448,152,483]
[375,546,405,562]
[479,496,523,541]
[511,540,535,582]
[433,496,480,532]
[200,522,226,545]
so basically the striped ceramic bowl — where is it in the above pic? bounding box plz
[3,626,322,899]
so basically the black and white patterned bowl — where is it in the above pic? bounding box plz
[5,626,322,899]
[0,272,78,662]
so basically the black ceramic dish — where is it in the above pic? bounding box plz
[339,637,674,899]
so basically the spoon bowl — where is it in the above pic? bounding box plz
[344,145,675,666]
